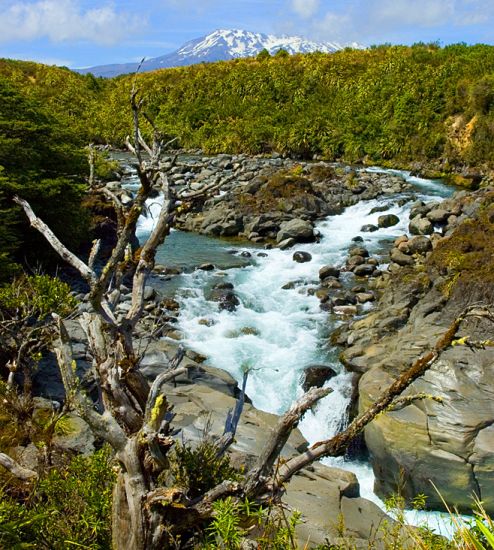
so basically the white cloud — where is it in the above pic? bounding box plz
[299,0,494,44]
[313,11,352,41]
[291,0,320,19]
[0,0,143,45]
[374,0,455,27]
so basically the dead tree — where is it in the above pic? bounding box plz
[9,88,494,548]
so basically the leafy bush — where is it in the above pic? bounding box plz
[171,440,241,499]
[0,447,115,549]
[0,274,77,320]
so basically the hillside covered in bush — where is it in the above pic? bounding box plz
[95,43,494,168]
[1,42,494,278]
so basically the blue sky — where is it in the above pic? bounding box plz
[0,0,493,68]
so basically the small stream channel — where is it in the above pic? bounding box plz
[126,156,459,536]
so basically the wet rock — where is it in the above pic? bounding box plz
[213,282,234,290]
[409,216,433,235]
[361,224,378,233]
[390,248,415,267]
[369,204,390,215]
[353,264,376,277]
[240,251,252,258]
[349,246,370,258]
[161,298,180,311]
[209,288,240,312]
[198,263,215,271]
[198,318,216,327]
[319,265,341,280]
[378,214,400,228]
[321,277,343,289]
[333,291,357,306]
[293,251,312,263]
[276,218,314,243]
[346,255,366,271]
[301,365,337,391]
[356,292,375,304]
[315,289,330,302]
[352,236,364,243]
[282,281,297,290]
[334,305,358,316]
[278,238,296,250]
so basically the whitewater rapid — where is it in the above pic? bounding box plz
[136,167,457,535]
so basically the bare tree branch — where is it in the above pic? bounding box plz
[53,315,127,451]
[13,196,95,284]
[88,239,102,272]
[244,386,332,496]
[0,453,38,480]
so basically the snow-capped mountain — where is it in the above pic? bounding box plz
[79,29,362,78]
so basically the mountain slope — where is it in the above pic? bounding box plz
[79,29,361,77]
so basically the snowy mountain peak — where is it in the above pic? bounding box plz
[177,28,358,60]
[80,29,362,78]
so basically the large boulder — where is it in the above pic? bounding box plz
[409,216,433,236]
[378,214,400,228]
[276,218,314,243]
[200,205,243,236]
[341,267,494,514]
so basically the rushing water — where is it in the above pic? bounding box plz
[134,165,459,536]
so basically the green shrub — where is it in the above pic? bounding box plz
[171,440,241,499]
[0,447,115,549]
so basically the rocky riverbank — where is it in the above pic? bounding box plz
[334,185,494,514]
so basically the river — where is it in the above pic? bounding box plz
[130,160,459,536]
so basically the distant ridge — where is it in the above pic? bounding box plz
[78,29,362,78]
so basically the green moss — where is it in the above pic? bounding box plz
[427,195,494,301]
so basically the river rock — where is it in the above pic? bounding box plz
[349,246,370,258]
[278,238,296,250]
[198,263,215,271]
[378,214,400,228]
[361,224,378,232]
[427,208,450,224]
[276,219,314,243]
[161,371,390,548]
[353,264,376,277]
[409,216,433,235]
[407,235,432,255]
[369,204,391,215]
[333,305,358,316]
[346,255,366,270]
[293,251,312,263]
[301,365,337,391]
[356,292,375,304]
[319,265,341,280]
[209,289,240,312]
[390,248,415,266]
[339,201,494,515]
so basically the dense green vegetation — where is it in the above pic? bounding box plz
[0,447,115,549]
[96,43,494,167]
[0,60,104,280]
